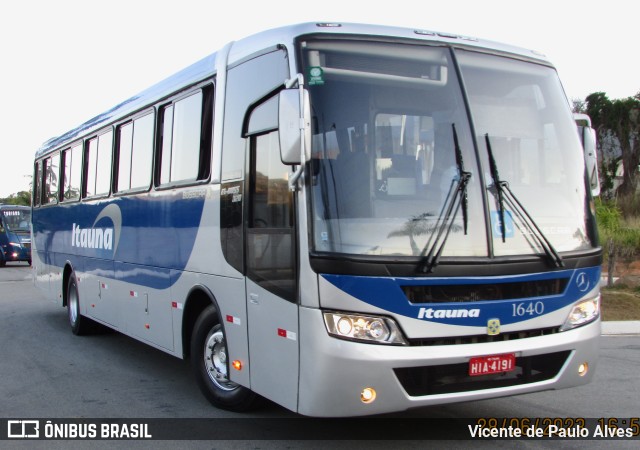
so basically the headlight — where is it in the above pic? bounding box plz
[560,295,600,331]
[323,311,408,345]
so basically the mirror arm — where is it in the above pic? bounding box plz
[285,73,303,89]
[287,73,307,191]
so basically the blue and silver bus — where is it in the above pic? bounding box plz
[32,23,601,417]
[0,205,31,266]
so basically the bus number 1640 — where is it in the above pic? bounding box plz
[512,301,544,317]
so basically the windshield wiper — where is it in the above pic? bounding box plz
[420,124,471,273]
[484,134,564,268]
[485,134,507,243]
[454,124,470,235]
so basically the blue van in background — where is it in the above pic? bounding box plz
[0,205,31,266]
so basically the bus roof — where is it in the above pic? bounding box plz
[35,22,551,159]
[0,205,30,211]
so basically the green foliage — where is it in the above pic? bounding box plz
[598,155,618,197]
[595,198,621,236]
[596,198,640,253]
[586,92,640,197]
[0,191,31,206]
[596,198,640,286]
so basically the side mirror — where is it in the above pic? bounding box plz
[582,126,600,197]
[278,88,311,165]
[574,114,600,197]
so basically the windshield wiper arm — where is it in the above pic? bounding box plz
[420,124,471,273]
[485,134,507,242]
[484,134,564,268]
[453,124,470,235]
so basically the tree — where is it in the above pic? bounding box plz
[572,98,586,114]
[0,191,31,206]
[586,92,640,197]
[596,199,640,287]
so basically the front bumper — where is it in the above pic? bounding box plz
[298,306,599,417]
[2,244,31,262]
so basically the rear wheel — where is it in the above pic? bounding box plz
[67,274,95,335]
[191,305,258,411]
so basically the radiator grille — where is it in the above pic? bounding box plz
[402,278,568,304]
[408,327,560,347]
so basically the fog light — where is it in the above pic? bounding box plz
[232,360,243,371]
[578,362,588,377]
[360,387,377,404]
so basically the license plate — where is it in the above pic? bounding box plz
[469,353,516,376]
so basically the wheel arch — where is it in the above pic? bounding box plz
[62,261,75,308]
[182,284,221,359]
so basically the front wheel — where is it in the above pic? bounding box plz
[191,305,259,411]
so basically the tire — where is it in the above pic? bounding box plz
[191,305,258,411]
[67,274,95,335]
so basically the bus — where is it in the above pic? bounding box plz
[32,23,602,417]
[0,205,31,266]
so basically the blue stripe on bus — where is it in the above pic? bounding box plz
[32,194,205,289]
[321,266,601,326]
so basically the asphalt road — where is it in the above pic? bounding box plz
[0,262,638,449]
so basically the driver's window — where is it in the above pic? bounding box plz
[247,131,296,301]
[249,132,292,228]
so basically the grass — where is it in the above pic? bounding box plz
[600,287,640,321]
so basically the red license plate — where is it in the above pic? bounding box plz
[468,353,516,376]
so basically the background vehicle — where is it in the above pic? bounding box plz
[0,205,31,266]
[32,23,601,417]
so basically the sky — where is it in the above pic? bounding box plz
[0,0,637,197]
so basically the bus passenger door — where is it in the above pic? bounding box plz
[246,131,299,412]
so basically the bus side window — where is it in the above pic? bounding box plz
[117,112,155,193]
[84,130,113,198]
[33,161,43,206]
[130,113,154,190]
[162,95,204,183]
[157,86,212,186]
[61,143,82,201]
[43,153,59,205]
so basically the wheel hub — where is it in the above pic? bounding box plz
[203,328,238,391]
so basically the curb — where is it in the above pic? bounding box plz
[601,321,640,336]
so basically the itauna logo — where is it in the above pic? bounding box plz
[417,307,481,319]
[71,204,122,255]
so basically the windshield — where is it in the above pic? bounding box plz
[303,39,593,260]
[457,50,592,256]
[1,209,31,232]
